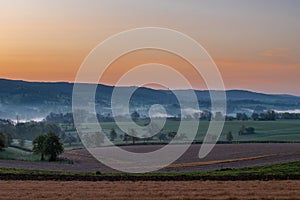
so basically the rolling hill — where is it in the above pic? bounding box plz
[0,78,299,120]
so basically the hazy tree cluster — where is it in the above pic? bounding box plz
[46,112,74,124]
[235,111,276,121]
[33,132,64,161]
[96,114,114,122]
[236,113,249,121]
[276,112,300,120]
[0,118,62,143]
[44,109,300,130]
[252,110,276,121]
[16,122,62,141]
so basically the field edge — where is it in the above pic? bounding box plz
[0,160,299,181]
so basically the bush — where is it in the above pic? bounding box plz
[95,171,101,175]
[245,127,255,134]
[239,125,256,135]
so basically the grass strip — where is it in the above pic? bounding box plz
[0,161,299,181]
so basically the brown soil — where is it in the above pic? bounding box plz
[1,180,299,200]
[0,143,299,173]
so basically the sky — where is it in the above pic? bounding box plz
[0,0,300,95]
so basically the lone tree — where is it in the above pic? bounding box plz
[44,132,64,161]
[33,134,47,161]
[226,131,233,143]
[32,132,64,161]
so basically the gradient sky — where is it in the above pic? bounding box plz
[1,0,300,95]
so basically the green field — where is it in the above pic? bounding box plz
[0,147,40,161]
[0,147,72,163]
[94,120,300,143]
[6,120,299,155]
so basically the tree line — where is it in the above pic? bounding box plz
[0,119,62,141]
[44,110,300,125]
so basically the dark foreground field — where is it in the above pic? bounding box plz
[0,143,299,173]
[0,153,299,200]
[1,180,299,200]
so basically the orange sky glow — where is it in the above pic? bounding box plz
[1,0,299,95]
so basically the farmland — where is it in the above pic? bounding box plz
[1,160,299,199]
[0,119,299,199]
[1,120,300,173]
[0,180,299,200]
[96,120,300,143]
[0,143,299,173]
[0,160,299,180]
[2,120,300,152]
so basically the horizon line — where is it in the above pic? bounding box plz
[0,77,299,97]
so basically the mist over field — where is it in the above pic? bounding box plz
[1,78,300,121]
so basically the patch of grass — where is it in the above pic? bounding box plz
[200,161,300,177]
[0,161,299,179]
[97,120,300,143]
[218,120,300,142]
[105,161,300,177]
[0,147,73,164]
[0,147,40,161]
[0,167,93,176]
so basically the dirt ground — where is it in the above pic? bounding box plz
[0,180,299,200]
[0,143,299,173]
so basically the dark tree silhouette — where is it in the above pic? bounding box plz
[32,134,47,161]
[226,131,233,143]
[44,132,64,161]
[33,133,64,161]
